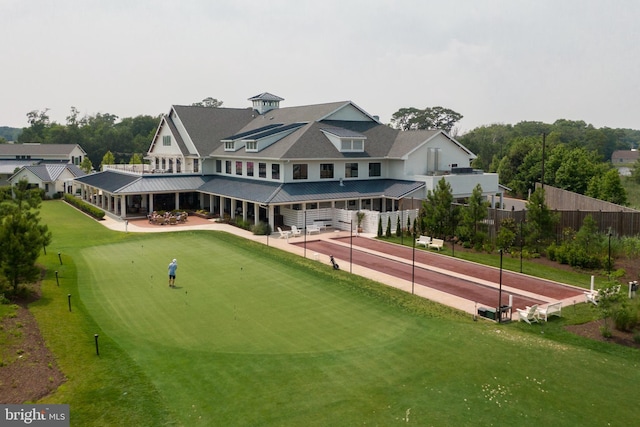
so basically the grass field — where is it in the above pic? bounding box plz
[31,201,640,426]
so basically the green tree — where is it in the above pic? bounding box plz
[421,178,453,239]
[459,184,489,246]
[192,97,224,108]
[587,169,628,205]
[385,217,392,238]
[80,157,93,174]
[396,216,401,236]
[525,188,558,253]
[0,180,52,294]
[129,153,143,164]
[101,151,115,170]
[390,106,463,132]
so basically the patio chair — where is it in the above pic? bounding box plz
[516,304,539,324]
[290,225,302,237]
[277,227,291,239]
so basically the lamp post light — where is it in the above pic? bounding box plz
[608,230,612,279]
[498,249,503,323]
[412,229,416,295]
[520,218,524,273]
[350,219,353,274]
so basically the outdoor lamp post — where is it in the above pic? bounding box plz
[608,230,612,278]
[498,249,503,323]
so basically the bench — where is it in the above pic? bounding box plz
[416,235,431,247]
[537,302,562,321]
[306,224,321,235]
[428,238,445,251]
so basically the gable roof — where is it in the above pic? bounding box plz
[153,106,256,157]
[0,143,85,158]
[11,164,85,182]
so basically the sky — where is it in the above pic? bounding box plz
[2,0,640,134]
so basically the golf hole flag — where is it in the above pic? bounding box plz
[1,404,69,426]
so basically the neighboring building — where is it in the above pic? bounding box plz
[9,164,86,198]
[0,143,87,186]
[74,93,500,232]
[611,150,639,164]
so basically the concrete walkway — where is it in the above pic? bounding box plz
[99,215,586,318]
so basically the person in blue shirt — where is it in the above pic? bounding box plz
[168,259,178,288]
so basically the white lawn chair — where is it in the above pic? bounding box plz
[584,290,599,305]
[516,304,539,324]
[290,225,302,237]
[277,227,291,239]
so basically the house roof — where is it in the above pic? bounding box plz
[168,106,256,157]
[248,92,284,102]
[0,143,85,158]
[0,160,37,174]
[611,150,639,161]
[270,179,425,204]
[10,164,86,182]
[198,176,424,204]
[75,170,211,194]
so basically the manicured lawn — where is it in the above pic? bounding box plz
[32,201,640,426]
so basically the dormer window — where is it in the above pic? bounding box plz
[246,141,257,151]
[224,141,235,151]
[321,128,366,153]
[340,138,365,152]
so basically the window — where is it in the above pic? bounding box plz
[163,135,171,146]
[246,141,257,151]
[345,163,358,178]
[247,162,254,177]
[194,159,199,173]
[216,160,222,173]
[368,162,381,177]
[236,161,243,175]
[162,159,166,170]
[225,161,231,174]
[224,141,234,151]
[272,164,280,180]
[259,162,266,178]
[340,138,365,152]
[320,163,334,179]
[155,158,160,170]
[293,164,308,180]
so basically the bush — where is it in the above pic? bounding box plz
[251,222,271,235]
[613,302,638,332]
[63,194,105,220]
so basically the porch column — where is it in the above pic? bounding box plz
[268,205,274,231]
[121,195,127,218]
[209,194,214,213]
[149,194,154,213]
[231,199,237,219]
[175,193,180,210]
[242,201,248,222]
[219,197,225,218]
[254,202,260,226]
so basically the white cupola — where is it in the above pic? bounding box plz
[248,92,284,115]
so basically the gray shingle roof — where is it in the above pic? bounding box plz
[0,143,85,158]
[170,106,256,157]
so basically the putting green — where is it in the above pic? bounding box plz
[78,233,412,355]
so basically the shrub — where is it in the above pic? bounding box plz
[63,194,105,220]
[612,302,638,332]
[251,222,271,235]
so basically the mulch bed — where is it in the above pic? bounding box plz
[0,284,65,404]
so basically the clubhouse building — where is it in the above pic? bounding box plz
[74,93,499,233]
